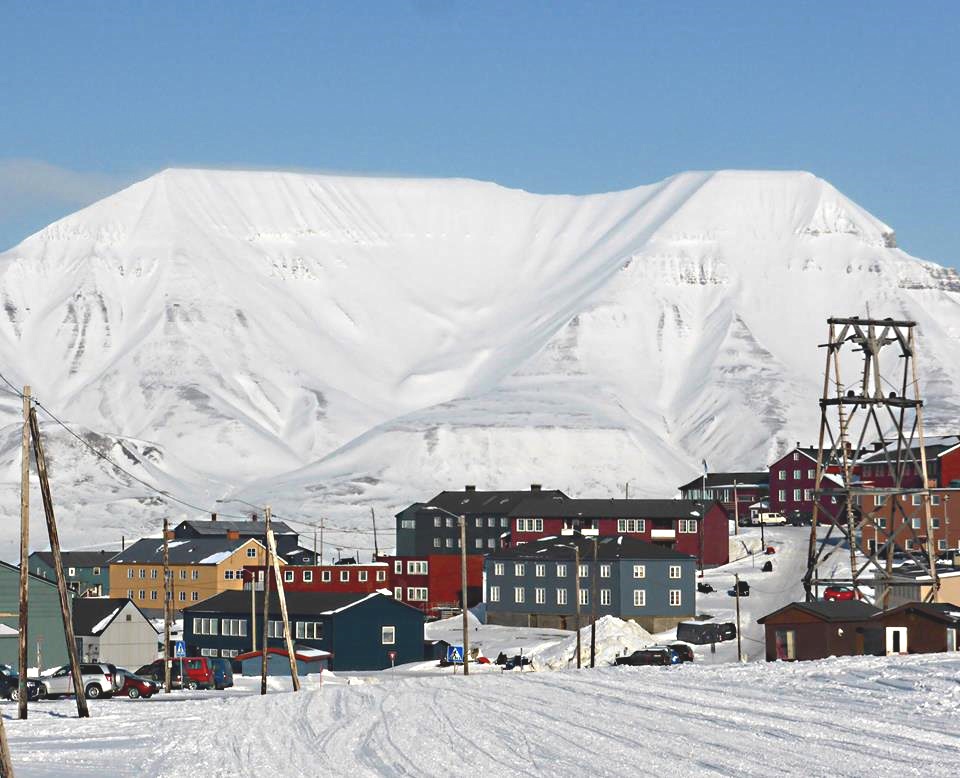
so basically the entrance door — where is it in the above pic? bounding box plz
[947,627,958,652]
[885,627,908,655]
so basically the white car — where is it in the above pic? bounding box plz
[756,512,787,526]
[37,663,118,699]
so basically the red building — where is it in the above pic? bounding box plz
[859,488,960,556]
[939,443,960,488]
[856,436,960,490]
[245,561,390,593]
[507,498,730,567]
[380,554,485,615]
[768,444,848,521]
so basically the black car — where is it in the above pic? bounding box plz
[614,647,675,667]
[503,655,532,670]
[0,665,42,701]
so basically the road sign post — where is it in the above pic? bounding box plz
[446,644,464,673]
[174,640,186,690]
[388,650,397,668]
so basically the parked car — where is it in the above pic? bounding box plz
[36,663,117,699]
[823,586,860,602]
[615,647,675,666]
[756,512,787,526]
[676,621,736,645]
[208,657,234,690]
[666,643,695,663]
[697,581,715,594]
[0,665,42,702]
[115,669,159,699]
[136,658,214,690]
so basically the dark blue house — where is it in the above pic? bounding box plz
[183,590,424,670]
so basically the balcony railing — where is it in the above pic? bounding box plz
[560,527,599,536]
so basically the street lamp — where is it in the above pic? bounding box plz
[423,505,471,675]
[556,540,583,669]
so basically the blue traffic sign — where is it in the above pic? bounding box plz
[174,640,186,658]
[446,645,464,664]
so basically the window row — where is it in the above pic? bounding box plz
[430,516,510,528]
[127,567,200,580]
[492,562,615,578]
[192,617,248,636]
[128,589,198,602]
[488,587,683,608]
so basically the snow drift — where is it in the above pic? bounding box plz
[1,168,960,555]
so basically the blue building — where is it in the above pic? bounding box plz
[183,590,424,671]
[484,535,696,633]
[29,550,115,597]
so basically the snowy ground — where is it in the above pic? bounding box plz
[5,653,960,776]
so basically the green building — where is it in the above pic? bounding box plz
[29,550,115,597]
[0,560,74,671]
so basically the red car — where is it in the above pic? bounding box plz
[116,669,159,699]
[823,586,859,602]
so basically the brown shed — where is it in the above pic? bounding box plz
[757,601,881,662]
[872,602,960,655]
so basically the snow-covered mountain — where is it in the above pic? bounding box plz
[1,168,959,557]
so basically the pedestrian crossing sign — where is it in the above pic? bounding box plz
[446,645,464,664]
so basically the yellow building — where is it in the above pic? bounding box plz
[108,535,283,614]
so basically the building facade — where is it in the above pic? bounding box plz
[72,597,159,668]
[394,485,568,556]
[383,554,485,614]
[677,472,768,523]
[484,536,696,633]
[758,601,881,661]
[183,590,425,670]
[507,498,730,567]
[858,488,960,557]
[0,560,74,670]
[174,517,300,558]
[767,445,847,520]
[108,536,276,615]
[29,550,116,597]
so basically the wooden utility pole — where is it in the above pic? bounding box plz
[267,520,300,691]
[250,569,257,652]
[734,573,744,663]
[18,385,30,720]
[319,518,324,564]
[312,528,318,566]
[370,507,379,557]
[162,517,172,693]
[260,506,272,695]
[459,516,469,676]
[0,710,13,778]
[28,407,88,718]
[590,537,598,668]
[733,480,740,536]
[573,545,582,669]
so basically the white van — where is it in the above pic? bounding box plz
[756,512,787,526]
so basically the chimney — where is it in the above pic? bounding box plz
[251,512,258,522]
[227,530,240,541]
[465,485,476,492]
[796,441,800,449]
[210,512,217,522]
[530,484,542,492]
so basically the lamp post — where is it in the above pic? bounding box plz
[424,505,471,675]
[557,541,583,668]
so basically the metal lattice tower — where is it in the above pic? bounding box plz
[803,317,940,605]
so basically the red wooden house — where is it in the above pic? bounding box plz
[768,444,848,522]
[507,498,730,567]
[380,554,485,615]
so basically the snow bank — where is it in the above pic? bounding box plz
[527,616,654,671]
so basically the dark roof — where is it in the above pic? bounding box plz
[283,547,319,564]
[677,473,769,491]
[508,498,709,520]
[758,601,880,624]
[30,550,118,569]
[418,488,569,517]
[488,535,695,561]
[768,447,820,467]
[879,602,960,623]
[72,597,158,636]
[183,589,409,616]
[176,519,295,535]
[110,537,257,565]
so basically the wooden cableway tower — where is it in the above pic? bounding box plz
[803,316,940,605]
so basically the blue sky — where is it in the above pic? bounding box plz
[2,1,958,266]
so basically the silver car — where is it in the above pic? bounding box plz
[38,663,118,699]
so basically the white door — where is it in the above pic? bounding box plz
[947,627,958,652]
[885,627,908,655]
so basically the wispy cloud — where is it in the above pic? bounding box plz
[0,158,135,207]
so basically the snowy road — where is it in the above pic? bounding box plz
[6,652,960,777]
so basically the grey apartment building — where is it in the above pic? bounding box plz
[484,535,696,633]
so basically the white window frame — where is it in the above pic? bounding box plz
[382,626,396,645]
[322,570,332,582]
[556,563,567,577]
[578,589,588,606]
[489,585,500,603]
[535,563,546,578]
[358,570,368,582]
[284,570,295,583]
[617,519,646,533]
[633,589,645,607]
[535,587,545,604]
[669,589,682,607]
[303,570,314,583]
[376,570,386,582]
[633,564,646,579]
[340,570,350,582]
[514,563,525,576]
[600,589,611,606]
[600,564,611,578]
[669,565,682,579]
[556,588,568,605]
[514,587,525,604]
[578,563,588,578]
[494,563,504,576]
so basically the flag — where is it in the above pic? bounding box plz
[702,459,708,475]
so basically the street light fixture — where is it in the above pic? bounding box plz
[422,505,471,675]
